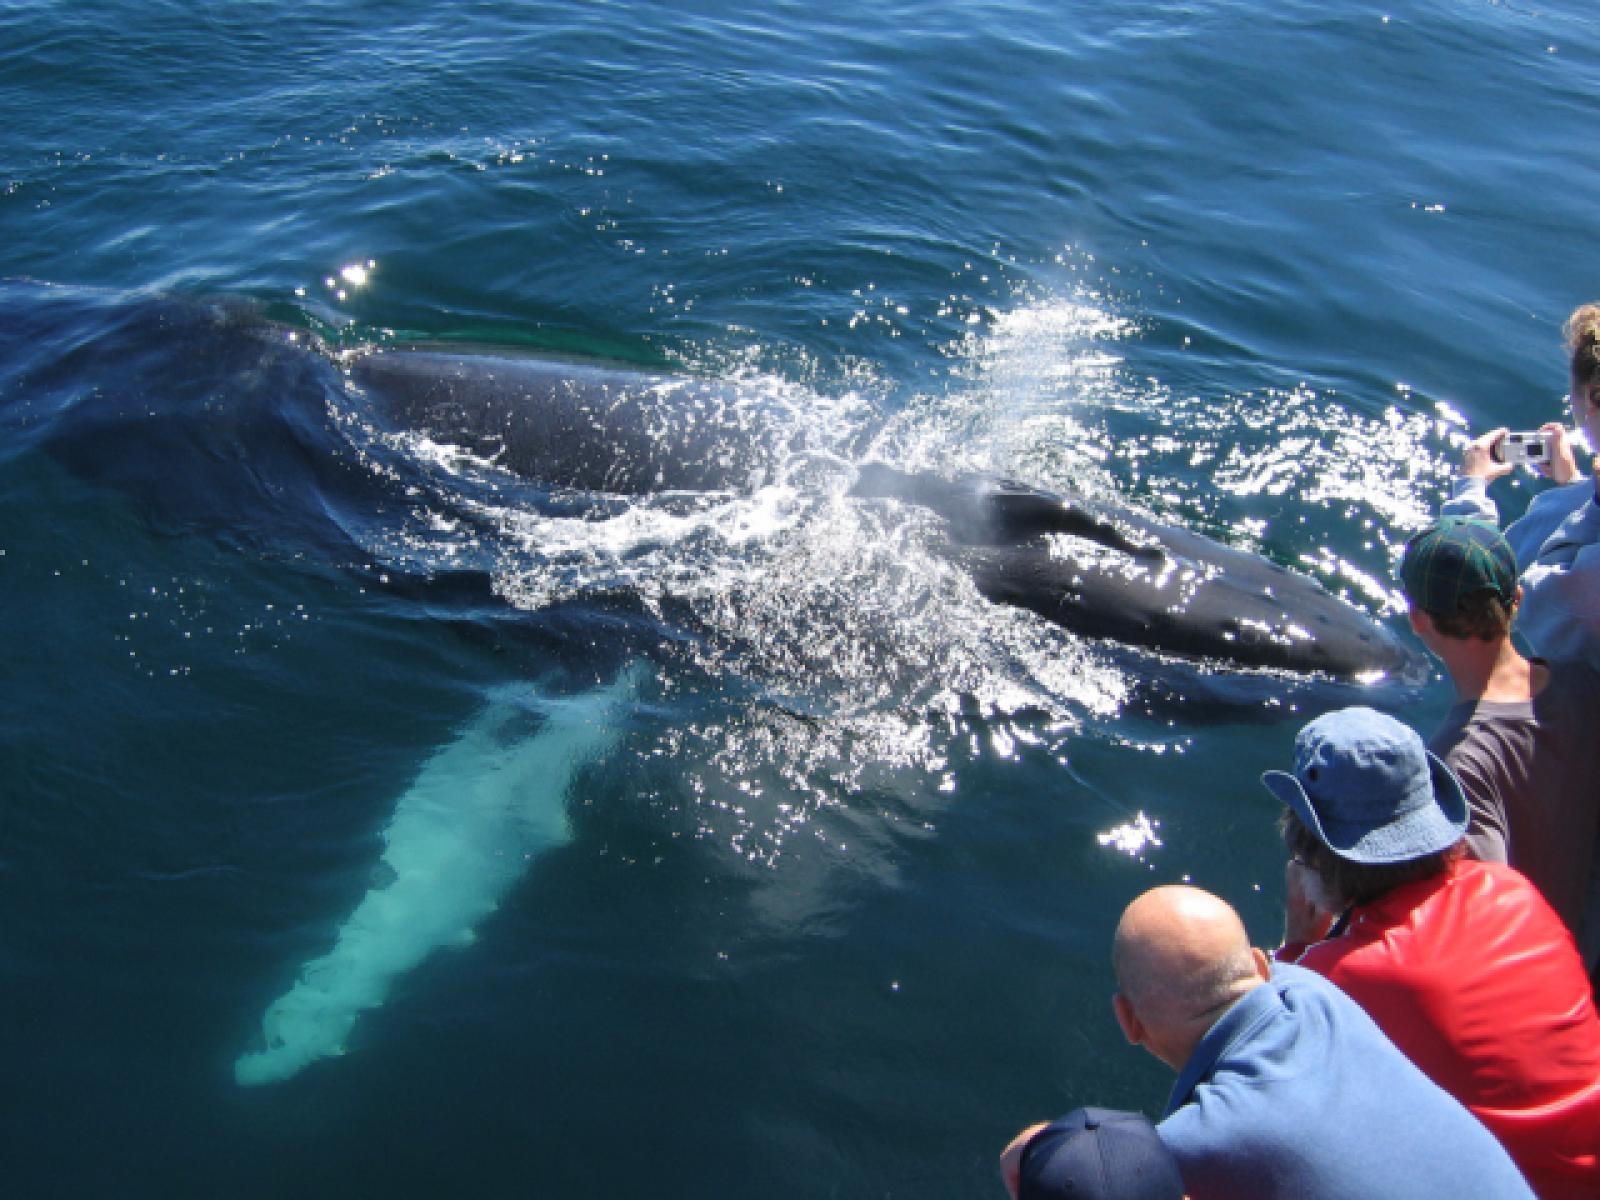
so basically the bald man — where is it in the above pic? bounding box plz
[1003,887,1532,1200]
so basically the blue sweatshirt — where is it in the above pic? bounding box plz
[1157,963,1533,1199]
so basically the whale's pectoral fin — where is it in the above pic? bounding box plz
[232,665,646,1087]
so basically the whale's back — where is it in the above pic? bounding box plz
[349,348,784,494]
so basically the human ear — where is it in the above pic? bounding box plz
[1251,946,1272,983]
[1112,992,1143,1046]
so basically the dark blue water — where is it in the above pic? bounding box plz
[3,1,1597,1195]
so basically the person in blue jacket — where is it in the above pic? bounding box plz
[1003,885,1534,1199]
[1442,302,1600,669]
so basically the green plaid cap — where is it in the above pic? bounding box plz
[1400,517,1517,616]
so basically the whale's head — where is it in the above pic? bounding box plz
[964,535,1421,682]
[851,464,1424,684]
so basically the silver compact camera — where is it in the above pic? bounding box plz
[1493,430,1552,466]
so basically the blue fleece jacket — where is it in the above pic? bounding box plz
[1156,963,1533,1199]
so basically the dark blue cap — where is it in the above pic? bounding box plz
[1019,1108,1184,1200]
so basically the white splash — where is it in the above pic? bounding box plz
[234,668,641,1086]
[1096,812,1163,857]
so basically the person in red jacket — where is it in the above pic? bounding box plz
[1266,706,1600,1200]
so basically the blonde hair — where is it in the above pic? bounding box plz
[1565,303,1600,403]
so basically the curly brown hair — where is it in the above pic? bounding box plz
[1566,303,1600,406]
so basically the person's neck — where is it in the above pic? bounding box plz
[1440,636,1538,704]
[1168,978,1261,1071]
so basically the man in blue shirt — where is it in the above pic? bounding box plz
[1004,885,1533,1199]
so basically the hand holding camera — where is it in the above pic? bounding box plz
[1490,429,1553,466]
[1465,424,1583,484]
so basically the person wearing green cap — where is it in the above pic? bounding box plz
[1399,516,1600,972]
[1442,302,1600,671]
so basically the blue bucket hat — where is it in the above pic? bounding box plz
[1261,706,1468,865]
[1019,1108,1184,1200]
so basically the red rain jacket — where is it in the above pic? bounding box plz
[1280,858,1600,1200]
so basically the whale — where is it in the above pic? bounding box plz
[347,344,1418,683]
[240,346,1416,1083]
[0,284,1422,1086]
[9,285,1415,684]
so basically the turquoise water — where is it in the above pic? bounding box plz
[2,1,1597,1195]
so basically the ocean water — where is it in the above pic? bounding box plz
[1,1,1596,1195]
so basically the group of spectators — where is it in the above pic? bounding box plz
[998,303,1600,1199]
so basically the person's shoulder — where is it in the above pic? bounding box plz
[1455,861,1600,1021]
[1270,959,1387,1027]
[1451,859,1575,934]
[1526,479,1592,518]
[1277,929,1368,987]
[1432,855,1515,893]
[1428,701,1514,754]
[1463,856,1554,902]
[1539,654,1600,696]
[1299,875,1460,978]
[1459,856,1514,881]
[1430,705,1531,794]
